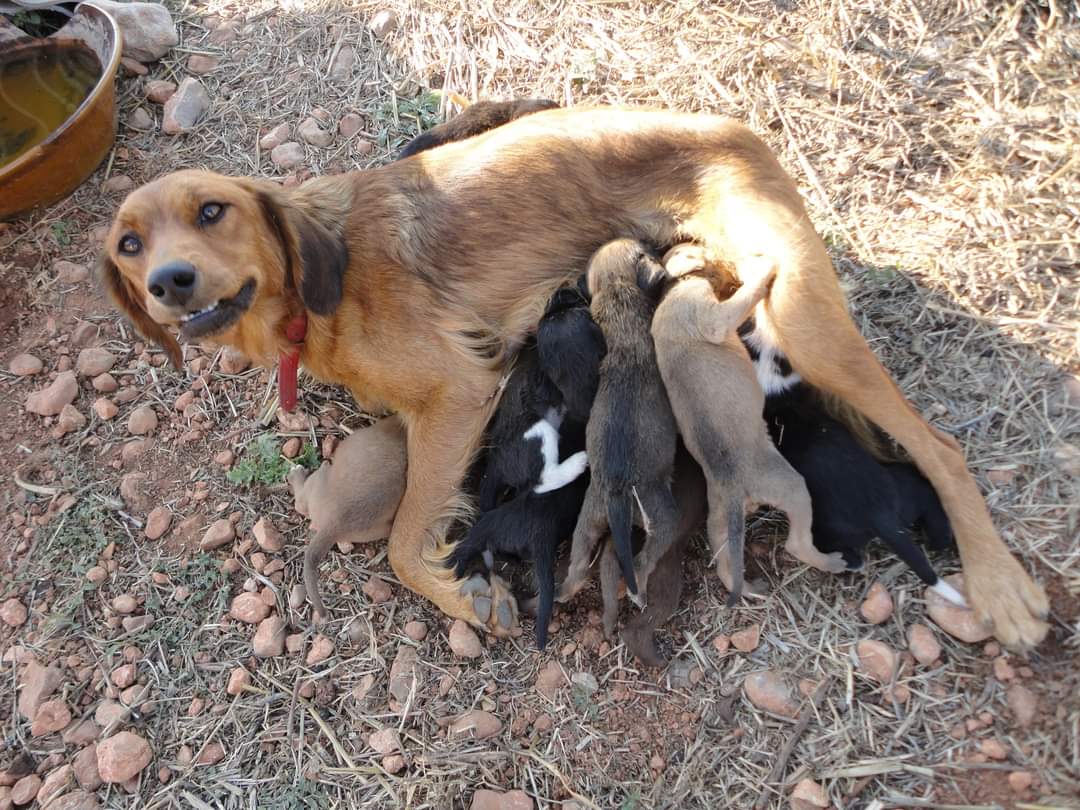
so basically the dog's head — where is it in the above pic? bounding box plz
[586,238,668,302]
[98,169,348,366]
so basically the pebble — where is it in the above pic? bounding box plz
[860,582,894,624]
[712,633,731,653]
[993,656,1016,681]
[449,620,483,658]
[30,699,71,736]
[470,789,533,810]
[449,710,503,740]
[791,778,829,808]
[979,738,1008,760]
[127,107,154,130]
[288,584,306,610]
[363,575,393,604]
[1007,684,1038,727]
[26,371,78,416]
[253,616,286,657]
[1008,771,1033,793]
[96,731,153,783]
[111,663,137,688]
[146,79,176,103]
[271,142,305,170]
[93,398,119,420]
[925,575,991,643]
[37,764,72,805]
[907,623,941,666]
[8,353,42,376]
[281,437,301,458]
[0,598,27,627]
[10,774,41,805]
[86,567,108,585]
[91,0,177,62]
[112,594,137,614]
[187,54,218,73]
[127,405,158,435]
[230,593,270,624]
[306,635,334,665]
[369,9,398,37]
[226,667,251,696]
[259,123,290,151]
[201,519,235,551]
[162,78,210,134]
[298,117,333,147]
[18,662,63,720]
[856,639,897,684]
[744,670,800,718]
[76,347,116,377]
[144,507,172,540]
[354,139,374,157]
[535,660,566,700]
[329,44,355,80]
[102,174,135,194]
[338,112,364,138]
[43,789,101,809]
[63,717,101,746]
[197,742,225,766]
[122,615,154,633]
[218,347,249,374]
[369,728,401,754]
[73,745,101,790]
[404,621,428,642]
[252,517,284,552]
[56,404,86,435]
[382,754,406,774]
[388,645,419,704]
[731,624,761,652]
[55,260,90,284]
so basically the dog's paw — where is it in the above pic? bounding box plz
[459,572,518,637]
[965,555,1049,651]
[820,551,849,574]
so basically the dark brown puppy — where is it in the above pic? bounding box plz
[397,98,559,160]
[557,238,679,605]
[97,106,1047,647]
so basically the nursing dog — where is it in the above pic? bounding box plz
[98,106,1047,646]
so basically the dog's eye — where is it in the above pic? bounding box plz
[198,202,225,224]
[118,234,142,256]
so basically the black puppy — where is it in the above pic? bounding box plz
[450,283,606,648]
[397,98,559,159]
[765,383,966,605]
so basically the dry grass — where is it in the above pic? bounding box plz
[1,0,1078,808]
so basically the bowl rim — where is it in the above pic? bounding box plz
[0,2,123,180]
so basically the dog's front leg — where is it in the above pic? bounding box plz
[386,388,518,636]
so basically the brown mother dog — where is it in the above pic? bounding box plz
[98,106,1048,647]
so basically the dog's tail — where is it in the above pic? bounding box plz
[724,497,746,607]
[608,492,638,595]
[533,531,557,650]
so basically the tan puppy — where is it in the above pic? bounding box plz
[288,416,407,619]
[652,246,845,601]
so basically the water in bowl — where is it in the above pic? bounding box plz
[0,43,101,168]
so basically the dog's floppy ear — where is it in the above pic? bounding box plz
[245,181,349,316]
[97,253,183,368]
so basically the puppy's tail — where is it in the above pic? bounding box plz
[533,533,557,650]
[608,492,638,596]
[724,498,746,607]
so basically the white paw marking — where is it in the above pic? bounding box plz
[932,579,969,608]
[534,451,588,494]
[743,307,800,396]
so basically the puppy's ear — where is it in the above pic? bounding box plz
[634,253,669,301]
[96,253,183,368]
[247,182,349,316]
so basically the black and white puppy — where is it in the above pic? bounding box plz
[450,282,605,648]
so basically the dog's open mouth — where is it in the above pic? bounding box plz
[178,279,256,339]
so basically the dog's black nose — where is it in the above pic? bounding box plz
[147,261,197,307]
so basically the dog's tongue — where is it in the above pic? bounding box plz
[279,313,308,413]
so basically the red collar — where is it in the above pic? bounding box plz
[279,312,308,413]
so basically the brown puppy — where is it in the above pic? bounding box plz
[653,246,845,604]
[98,106,1047,646]
[288,416,407,619]
[557,239,679,606]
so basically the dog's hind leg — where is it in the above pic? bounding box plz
[703,481,746,605]
[557,484,607,602]
[690,177,1047,647]
[599,539,622,640]
[630,485,681,603]
[621,535,687,668]
[879,526,967,607]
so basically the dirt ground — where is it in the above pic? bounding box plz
[1,0,1078,808]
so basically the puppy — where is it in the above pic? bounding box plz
[288,416,408,619]
[558,239,680,604]
[450,283,604,647]
[765,383,966,604]
[397,98,559,159]
[652,246,846,603]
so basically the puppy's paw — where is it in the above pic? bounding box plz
[662,243,707,277]
[286,465,310,497]
[820,551,849,574]
[737,254,778,287]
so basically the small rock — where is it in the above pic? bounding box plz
[404,621,427,642]
[731,624,761,652]
[744,670,800,718]
[62,717,101,747]
[146,80,176,103]
[1007,684,1038,727]
[338,113,364,140]
[89,0,178,62]
[907,623,941,666]
[470,789,533,810]
[10,774,41,805]
[112,594,137,614]
[306,635,334,665]
[111,663,137,688]
[363,575,392,604]
[55,260,90,284]
[259,123,290,151]
[382,753,406,774]
[388,645,419,704]
[93,398,119,420]
[37,763,72,805]
[979,738,1009,760]
[791,778,829,808]
[121,56,148,75]
[196,742,225,766]
[252,517,284,552]
[8,353,42,376]
[535,660,566,700]
[86,567,108,585]
[103,174,135,194]
[187,54,218,74]
[449,710,503,740]
[122,615,153,633]
[298,117,333,147]
[94,700,128,729]
[127,405,158,435]
[925,575,991,643]
[354,139,375,157]
[253,616,286,658]
[162,78,210,135]
[56,404,86,435]
[281,437,302,458]
[860,582,894,624]
[91,373,117,392]
[0,598,27,627]
[329,44,355,80]
[31,699,71,736]
[77,348,117,378]
[127,107,154,130]
[201,519,235,551]
[26,371,78,416]
[42,789,100,810]
[369,727,401,754]
[73,745,102,790]
[271,142,305,170]
[230,593,270,624]
[144,507,172,540]
[856,639,897,684]
[993,656,1016,681]
[448,619,483,658]
[226,667,250,696]
[96,731,153,783]
[369,9,398,38]
[218,346,249,374]
[712,633,731,654]
[1008,771,1033,793]
[18,662,63,720]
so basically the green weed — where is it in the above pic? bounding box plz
[226,433,317,487]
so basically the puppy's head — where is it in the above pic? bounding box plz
[98,169,348,366]
[586,238,668,302]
